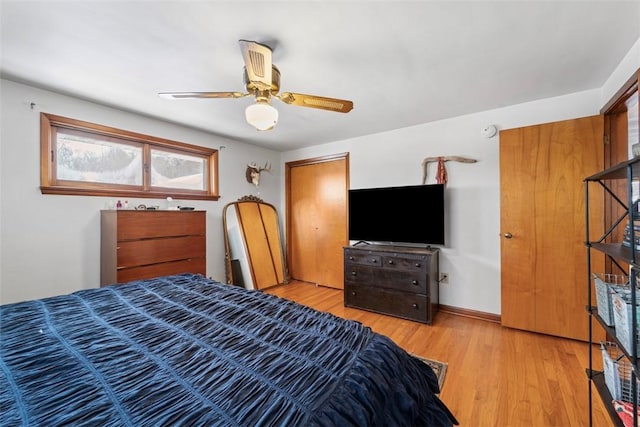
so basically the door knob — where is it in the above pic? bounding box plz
[504,232,513,239]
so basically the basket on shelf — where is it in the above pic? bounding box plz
[593,273,629,326]
[611,283,640,355]
[601,342,640,404]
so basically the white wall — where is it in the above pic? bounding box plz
[0,79,282,304]
[601,37,640,106]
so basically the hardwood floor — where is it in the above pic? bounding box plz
[265,281,613,427]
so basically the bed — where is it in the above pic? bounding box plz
[0,273,458,426]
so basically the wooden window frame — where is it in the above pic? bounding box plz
[40,113,219,201]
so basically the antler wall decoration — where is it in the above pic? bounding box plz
[421,156,477,185]
[246,161,272,187]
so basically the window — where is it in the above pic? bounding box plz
[40,113,219,200]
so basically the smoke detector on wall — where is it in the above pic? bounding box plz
[481,124,498,138]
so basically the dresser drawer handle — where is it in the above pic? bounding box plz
[388,260,394,265]
[351,291,357,296]
[370,258,377,263]
[412,303,418,309]
[415,263,421,268]
[351,271,357,276]
[411,280,418,286]
[349,256,355,261]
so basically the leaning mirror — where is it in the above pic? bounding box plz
[223,196,289,290]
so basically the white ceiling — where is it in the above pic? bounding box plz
[1,1,639,152]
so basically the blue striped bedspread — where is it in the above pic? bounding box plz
[0,273,457,426]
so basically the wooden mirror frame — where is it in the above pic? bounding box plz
[223,195,289,290]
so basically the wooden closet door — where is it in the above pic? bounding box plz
[286,154,348,289]
[500,115,604,341]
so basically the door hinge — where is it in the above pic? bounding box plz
[604,134,610,145]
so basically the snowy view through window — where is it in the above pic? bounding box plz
[56,134,206,190]
[151,149,206,190]
[57,133,142,185]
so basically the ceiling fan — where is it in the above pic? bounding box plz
[159,40,354,131]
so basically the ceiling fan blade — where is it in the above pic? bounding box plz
[239,40,273,91]
[277,92,354,113]
[159,91,248,99]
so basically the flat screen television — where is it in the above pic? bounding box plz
[348,183,445,246]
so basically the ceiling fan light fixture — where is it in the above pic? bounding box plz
[159,40,353,129]
[245,100,278,131]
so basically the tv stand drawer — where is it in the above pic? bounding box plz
[345,284,430,323]
[381,255,428,271]
[345,266,427,293]
[344,250,382,267]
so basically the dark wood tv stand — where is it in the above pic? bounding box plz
[343,244,439,324]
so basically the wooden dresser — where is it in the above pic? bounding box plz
[343,245,439,324]
[101,210,206,286]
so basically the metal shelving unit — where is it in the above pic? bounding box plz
[585,157,640,427]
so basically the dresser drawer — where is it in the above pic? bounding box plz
[344,249,382,267]
[344,266,427,293]
[381,254,429,272]
[117,235,205,268]
[117,258,206,284]
[345,284,429,323]
[116,211,205,241]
